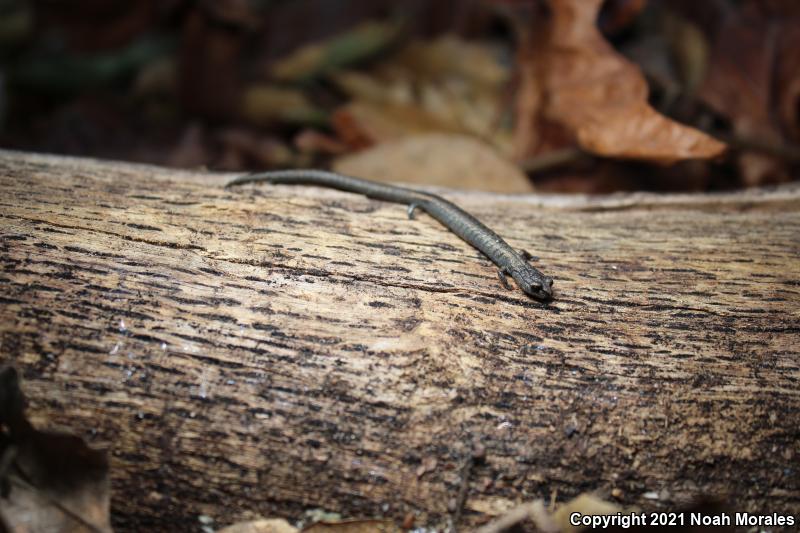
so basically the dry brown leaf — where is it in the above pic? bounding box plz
[269,21,402,83]
[302,519,400,533]
[698,2,800,185]
[333,134,534,193]
[240,85,327,127]
[329,35,513,154]
[167,124,209,169]
[217,129,293,169]
[515,0,726,164]
[294,130,349,156]
[133,56,176,99]
[331,71,407,106]
[479,493,738,533]
[598,0,647,36]
[331,102,462,149]
[218,518,299,533]
[551,494,621,532]
[776,24,800,144]
[0,366,112,533]
[474,500,559,533]
[662,10,709,98]
[391,35,509,89]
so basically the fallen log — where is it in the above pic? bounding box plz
[0,150,798,530]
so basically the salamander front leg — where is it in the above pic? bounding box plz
[407,203,420,219]
[519,249,538,262]
[497,268,513,290]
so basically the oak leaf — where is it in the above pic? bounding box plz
[515,0,726,165]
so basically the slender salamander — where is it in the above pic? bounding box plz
[226,170,554,300]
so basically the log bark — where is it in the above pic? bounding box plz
[0,150,798,531]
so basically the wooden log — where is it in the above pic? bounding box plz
[0,150,798,530]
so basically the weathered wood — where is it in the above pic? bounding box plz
[1,150,798,531]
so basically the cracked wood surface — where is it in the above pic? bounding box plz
[0,150,799,531]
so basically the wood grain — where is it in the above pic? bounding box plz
[0,150,798,531]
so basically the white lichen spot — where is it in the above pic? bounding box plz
[109,342,121,355]
[119,319,126,332]
[197,367,212,399]
[370,338,396,351]
[161,342,167,350]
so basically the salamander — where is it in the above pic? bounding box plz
[226,170,554,300]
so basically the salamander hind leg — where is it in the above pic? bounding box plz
[497,268,513,290]
[407,203,420,219]
[519,249,539,262]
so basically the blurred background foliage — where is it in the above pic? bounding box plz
[0,0,798,193]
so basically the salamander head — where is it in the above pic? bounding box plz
[513,267,554,300]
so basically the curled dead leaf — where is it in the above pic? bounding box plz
[515,0,726,165]
[331,102,460,149]
[329,35,513,153]
[333,134,534,193]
